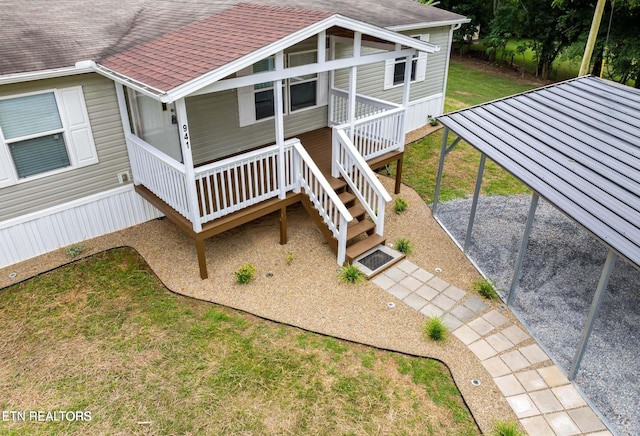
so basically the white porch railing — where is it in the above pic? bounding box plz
[126,134,191,220]
[329,88,399,126]
[342,107,405,161]
[333,128,392,237]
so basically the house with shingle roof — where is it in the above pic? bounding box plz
[0,0,468,277]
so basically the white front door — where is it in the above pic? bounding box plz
[133,93,183,162]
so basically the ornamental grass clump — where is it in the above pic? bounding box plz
[394,238,413,255]
[491,420,525,436]
[394,198,408,214]
[473,278,499,300]
[338,264,365,284]
[424,316,448,342]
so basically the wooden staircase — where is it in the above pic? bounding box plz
[301,175,386,265]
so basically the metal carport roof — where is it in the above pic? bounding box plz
[432,75,640,382]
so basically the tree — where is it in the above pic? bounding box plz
[436,0,494,43]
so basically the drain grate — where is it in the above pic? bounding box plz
[359,249,394,271]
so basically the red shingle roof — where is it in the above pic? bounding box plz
[101,3,333,92]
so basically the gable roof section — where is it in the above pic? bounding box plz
[100,4,332,92]
[438,76,640,269]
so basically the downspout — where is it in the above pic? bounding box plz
[440,23,462,115]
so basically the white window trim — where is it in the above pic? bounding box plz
[237,49,329,127]
[0,86,98,188]
[383,34,429,90]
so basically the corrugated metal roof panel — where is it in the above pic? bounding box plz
[439,76,640,269]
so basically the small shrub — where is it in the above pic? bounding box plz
[394,198,408,214]
[473,278,499,300]
[285,251,294,265]
[65,243,86,258]
[491,420,525,436]
[424,316,448,342]
[235,264,256,284]
[427,115,439,126]
[339,264,365,284]
[394,238,413,255]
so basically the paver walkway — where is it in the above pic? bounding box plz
[373,259,611,436]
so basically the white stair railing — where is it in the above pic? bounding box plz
[333,128,392,237]
[290,140,353,265]
[341,107,405,161]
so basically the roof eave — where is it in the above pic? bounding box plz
[0,63,95,85]
[386,17,471,32]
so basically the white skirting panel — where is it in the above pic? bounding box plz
[406,93,444,131]
[0,185,163,268]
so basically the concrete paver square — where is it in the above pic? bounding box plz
[442,314,462,330]
[482,310,508,328]
[453,325,480,345]
[467,317,495,336]
[529,389,564,413]
[387,283,412,300]
[372,274,395,291]
[537,365,570,388]
[426,276,449,292]
[500,350,530,372]
[443,285,466,301]
[552,385,587,409]
[545,411,581,436]
[432,294,456,311]
[515,370,548,392]
[450,304,475,323]
[403,293,428,311]
[482,356,511,377]
[568,407,607,433]
[494,374,525,396]
[485,332,513,353]
[383,267,407,283]
[520,343,550,365]
[468,339,497,361]
[411,268,434,283]
[463,295,488,313]
[399,275,423,292]
[506,393,540,418]
[521,416,555,436]
[420,304,444,318]
[397,260,419,274]
[415,284,439,301]
[501,325,530,345]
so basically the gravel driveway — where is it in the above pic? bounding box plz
[436,195,640,436]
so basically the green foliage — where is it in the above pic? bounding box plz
[394,238,413,255]
[234,264,256,284]
[65,243,86,258]
[285,251,294,265]
[473,278,499,300]
[394,198,409,214]
[424,316,448,342]
[491,420,525,436]
[338,264,365,284]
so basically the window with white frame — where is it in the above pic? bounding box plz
[237,50,328,127]
[383,34,429,90]
[0,87,98,188]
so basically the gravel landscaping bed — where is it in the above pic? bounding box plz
[436,194,640,436]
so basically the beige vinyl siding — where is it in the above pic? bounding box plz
[0,73,130,221]
[333,26,451,104]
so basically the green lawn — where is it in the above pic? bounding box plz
[397,58,534,203]
[0,248,479,435]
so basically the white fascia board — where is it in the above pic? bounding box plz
[93,64,168,101]
[387,17,471,32]
[0,64,95,86]
[164,14,440,102]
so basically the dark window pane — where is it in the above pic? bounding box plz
[290,81,316,111]
[255,89,275,120]
[9,133,70,179]
[393,59,418,85]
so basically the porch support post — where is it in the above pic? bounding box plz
[400,54,413,152]
[274,51,286,200]
[347,32,361,143]
[175,98,202,233]
[506,192,539,305]
[195,238,207,280]
[114,83,139,185]
[569,249,617,380]
[432,126,449,217]
[464,153,486,253]
[279,206,287,245]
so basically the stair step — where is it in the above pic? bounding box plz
[346,219,375,240]
[348,204,366,220]
[346,234,386,263]
[327,177,347,192]
[338,191,356,205]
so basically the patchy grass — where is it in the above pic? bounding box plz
[0,248,479,435]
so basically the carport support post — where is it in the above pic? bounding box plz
[569,249,617,380]
[464,153,486,252]
[432,126,449,217]
[507,192,539,305]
